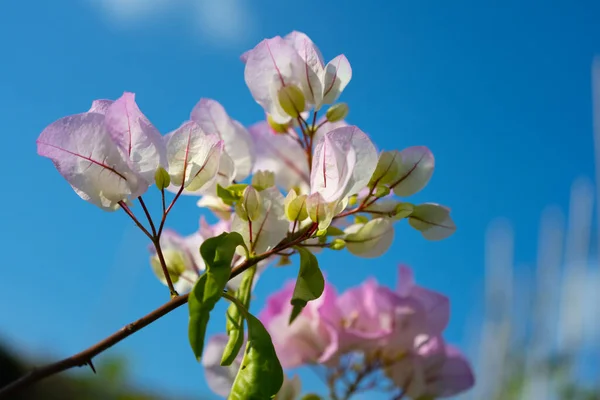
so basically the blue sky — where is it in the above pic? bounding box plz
[0,0,599,398]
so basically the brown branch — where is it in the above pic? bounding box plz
[0,225,318,398]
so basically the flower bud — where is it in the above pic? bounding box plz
[154,166,170,190]
[241,186,262,221]
[330,238,346,250]
[278,85,305,118]
[306,193,335,231]
[325,103,349,122]
[369,150,401,187]
[284,190,308,222]
[252,170,275,191]
[348,194,358,207]
[374,185,390,198]
[267,114,290,133]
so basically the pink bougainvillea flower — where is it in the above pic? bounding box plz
[396,265,450,335]
[230,186,289,255]
[190,98,255,181]
[333,278,428,359]
[247,121,309,191]
[259,281,341,368]
[164,121,224,193]
[37,92,165,210]
[385,335,475,398]
[310,126,378,204]
[283,31,352,109]
[243,32,352,123]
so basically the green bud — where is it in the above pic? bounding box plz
[154,166,171,190]
[330,238,346,250]
[394,202,414,219]
[369,150,401,187]
[216,183,249,206]
[278,85,305,118]
[284,190,308,222]
[348,194,358,207]
[374,185,390,198]
[267,114,289,133]
[252,170,275,191]
[325,103,349,122]
[241,186,262,221]
[316,228,328,237]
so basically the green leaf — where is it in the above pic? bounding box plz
[325,226,345,237]
[216,183,249,206]
[188,232,245,361]
[229,312,284,400]
[221,266,257,366]
[289,247,324,324]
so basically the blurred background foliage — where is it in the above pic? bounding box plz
[0,344,198,400]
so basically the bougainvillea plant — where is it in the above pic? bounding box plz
[0,31,472,400]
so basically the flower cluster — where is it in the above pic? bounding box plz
[36,30,466,400]
[204,266,474,399]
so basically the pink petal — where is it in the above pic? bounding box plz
[190,98,255,180]
[104,92,166,183]
[37,112,142,210]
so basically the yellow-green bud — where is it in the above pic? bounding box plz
[278,85,305,118]
[284,190,308,222]
[348,194,358,206]
[154,166,171,190]
[267,114,289,133]
[374,185,390,198]
[330,238,346,250]
[316,228,328,237]
[252,170,275,191]
[241,186,262,221]
[325,103,349,122]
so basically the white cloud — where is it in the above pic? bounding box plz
[93,0,255,46]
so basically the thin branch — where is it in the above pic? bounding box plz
[158,185,184,237]
[161,188,167,216]
[152,238,178,297]
[0,226,317,398]
[119,201,153,240]
[138,197,157,237]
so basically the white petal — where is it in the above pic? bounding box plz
[166,121,224,192]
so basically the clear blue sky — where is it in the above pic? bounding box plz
[0,0,598,398]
